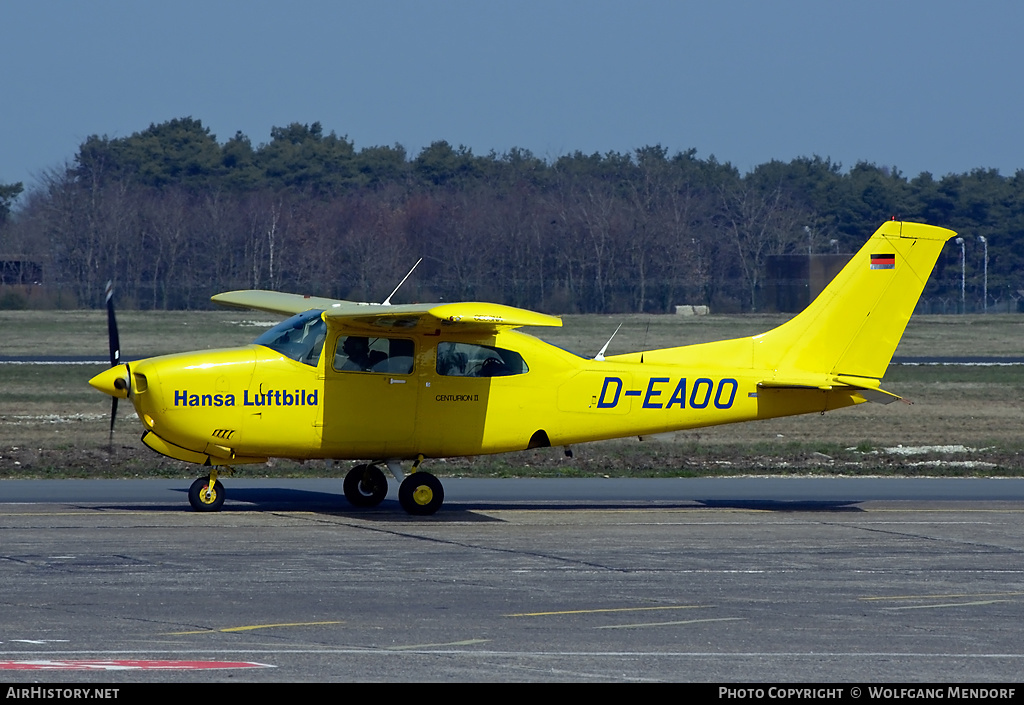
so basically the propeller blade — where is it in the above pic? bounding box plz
[106,280,120,368]
[105,281,121,438]
[109,397,118,440]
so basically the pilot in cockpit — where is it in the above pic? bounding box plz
[339,336,386,371]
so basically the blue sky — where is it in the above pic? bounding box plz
[2,0,1022,191]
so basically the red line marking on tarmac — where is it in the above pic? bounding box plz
[0,660,274,670]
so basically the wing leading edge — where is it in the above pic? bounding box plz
[324,301,562,334]
[211,290,353,316]
[212,290,562,334]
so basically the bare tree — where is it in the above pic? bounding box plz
[720,180,807,312]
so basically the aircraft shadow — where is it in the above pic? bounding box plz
[85,490,865,519]
[181,487,506,522]
[694,499,865,512]
[447,500,865,513]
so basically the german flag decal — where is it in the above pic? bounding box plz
[870,253,895,270]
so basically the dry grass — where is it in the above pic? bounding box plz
[0,309,279,357]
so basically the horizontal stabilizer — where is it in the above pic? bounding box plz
[852,387,903,405]
[758,376,902,404]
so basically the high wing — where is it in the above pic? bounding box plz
[211,290,352,316]
[212,290,562,334]
[323,301,561,334]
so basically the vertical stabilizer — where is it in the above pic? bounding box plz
[753,221,955,381]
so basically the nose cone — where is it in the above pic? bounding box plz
[89,364,130,399]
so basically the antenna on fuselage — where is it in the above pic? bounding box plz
[594,322,622,361]
[382,258,423,306]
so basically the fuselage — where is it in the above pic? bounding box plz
[94,314,863,466]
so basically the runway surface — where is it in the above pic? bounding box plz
[1,477,1023,682]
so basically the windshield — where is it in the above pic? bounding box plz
[253,309,326,366]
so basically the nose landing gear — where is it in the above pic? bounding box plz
[188,471,225,512]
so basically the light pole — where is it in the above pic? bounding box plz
[956,237,965,313]
[978,235,988,312]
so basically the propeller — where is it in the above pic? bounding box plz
[104,281,125,440]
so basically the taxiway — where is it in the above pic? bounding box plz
[1,478,1022,682]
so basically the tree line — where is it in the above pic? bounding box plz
[0,117,1020,313]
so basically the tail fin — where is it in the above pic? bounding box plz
[753,220,955,382]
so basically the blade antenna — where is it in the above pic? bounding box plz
[382,258,423,306]
[594,322,622,361]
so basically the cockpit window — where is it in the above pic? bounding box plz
[334,336,414,374]
[436,342,528,377]
[253,309,326,366]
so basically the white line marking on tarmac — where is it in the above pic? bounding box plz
[0,659,275,670]
[506,605,708,617]
[882,600,1011,610]
[596,617,745,629]
[861,591,1024,601]
[388,639,491,650]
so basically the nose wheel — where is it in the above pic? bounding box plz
[188,474,225,512]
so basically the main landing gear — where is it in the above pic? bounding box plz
[342,456,445,516]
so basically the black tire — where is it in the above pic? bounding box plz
[398,472,444,515]
[343,464,388,507]
[188,476,225,512]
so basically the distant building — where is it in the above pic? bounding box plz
[0,255,44,285]
[0,255,50,308]
[765,254,852,313]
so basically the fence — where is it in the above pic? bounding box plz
[915,296,1023,315]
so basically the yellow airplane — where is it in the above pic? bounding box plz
[89,220,955,515]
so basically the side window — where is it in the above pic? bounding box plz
[436,342,528,377]
[334,336,414,374]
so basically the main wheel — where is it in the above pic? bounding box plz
[188,476,225,512]
[398,471,444,516]
[343,464,388,507]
